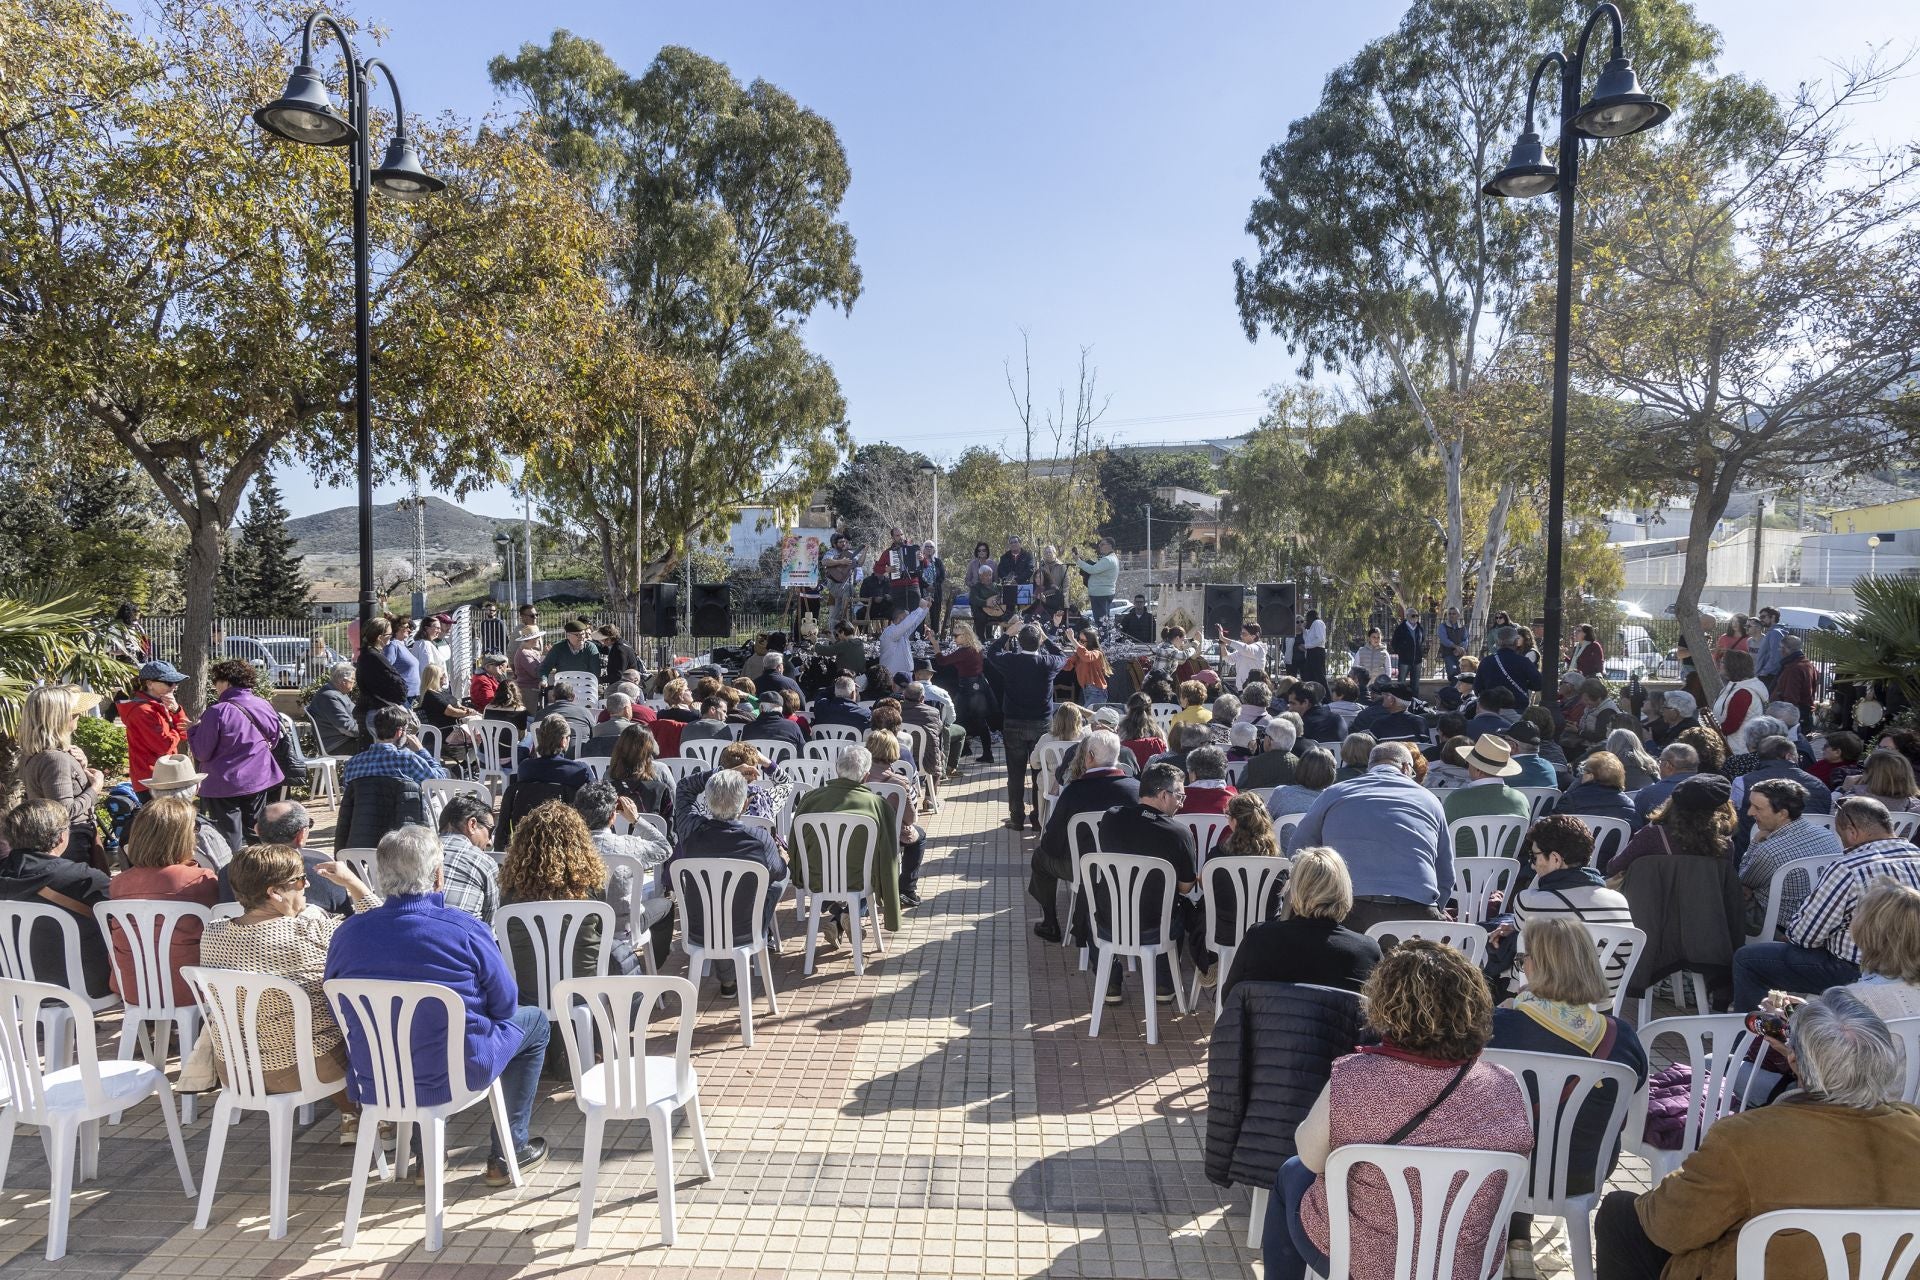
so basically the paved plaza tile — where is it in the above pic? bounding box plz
[0,762,1660,1277]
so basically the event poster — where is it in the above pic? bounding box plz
[780,532,823,588]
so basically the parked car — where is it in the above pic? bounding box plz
[220,635,313,688]
[1771,606,1853,636]
[1603,624,1671,682]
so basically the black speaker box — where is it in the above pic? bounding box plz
[636,582,679,637]
[1203,584,1244,636]
[690,583,731,637]
[1256,582,1297,637]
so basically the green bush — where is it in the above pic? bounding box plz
[74,714,128,781]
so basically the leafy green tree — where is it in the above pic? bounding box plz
[1097,450,1215,551]
[228,475,311,616]
[492,33,860,593]
[1570,61,1920,697]
[0,428,185,610]
[1232,0,1720,637]
[2,0,616,704]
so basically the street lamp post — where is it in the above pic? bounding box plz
[1868,535,1881,578]
[253,12,444,628]
[1484,2,1669,694]
[917,461,940,551]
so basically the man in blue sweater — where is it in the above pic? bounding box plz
[325,825,550,1186]
[1287,740,1454,935]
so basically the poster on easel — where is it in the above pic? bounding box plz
[779,532,823,589]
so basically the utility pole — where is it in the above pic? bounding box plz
[634,410,646,640]
[522,486,534,611]
[1748,494,1766,616]
[1144,503,1154,598]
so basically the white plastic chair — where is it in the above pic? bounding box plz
[1316,1143,1528,1280]
[95,900,211,1123]
[0,903,120,1070]
[1242,785,1275,807]
[1638,970,1714,1025]
[472,719,519,790]
[1625,1013,1766,1180]
[742,738,795,767]
[1224,759,1248,785]
[0,977,196,1260]
[803,740,843,762]
[1801,811,1837,831]
[791,813,886,976]
[1192,855,1291,1017]
[671,859,780,1047]
[779,759,835,790]
[579,757,609,781]
[611,811,671,843]
[1516,786,1561,821]
[553,671,599,709]
[1150,702,1181,721]
[209,902,245,921]
[1586,922,1646,1014]
[899,724,937,776]
[491,901,616,1047]
[324,978,522,1251]
[1569,815,1635,869]
[1175,813,1232,870]
[1450,857,1521,925]
[651,757,703,787]
[1065,811,1104,969]
[555,975,714,1248]
[810,724,864,743]
[596,852,660,976]
[1081,852,1190,1045]
[1736,1208,1920,1278]
[336,847,381,891]
[1448,813,1528,860]
[1749,854,1843,945]
[1889,1016,1920,1105]
[1482,1048,1639,1280]
[1363,919,1489,965]
[420,777,494,825]
[679,739,728,768]
[1891,811,1920,841]
[185,966,372,1240]
[1271,811,1309,852]
[415,723,443,764]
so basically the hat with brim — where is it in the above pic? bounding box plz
[144,753,208,793]
[138,659,188,684]
[1464,735,1522,777]
[71,690,102,716]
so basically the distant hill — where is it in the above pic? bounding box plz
[287,496,516,560]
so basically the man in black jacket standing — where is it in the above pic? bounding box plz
[1389,605,1425,691]
[987,623,1066,830]
[1032,730,1140,943]
[1093,764,1198,1003]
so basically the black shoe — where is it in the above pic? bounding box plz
[979,755,995,764]
[1005,817,1025,831]
[901,890,922,908]
[485,1136,548,1188]
[1104,980,1126,1005]
[1156,988,1177,1004]
[1033,921,1063,944]
[718,978,738,998]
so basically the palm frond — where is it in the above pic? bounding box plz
[1810,573,1920,706]
[0,594,138,738]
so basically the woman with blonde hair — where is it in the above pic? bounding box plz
[1170,679,1212,729]
[1220,847,1381,1001]
[1846,877,1920,1019]
[935,621,995,764]
[1842,748,1920,813]
[15,683,106,865]
[1489,916,1649,1268]
[863,729,923,911]
[499,799,639,978]
[108,796,218,1004]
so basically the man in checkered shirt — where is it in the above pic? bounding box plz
[1734,795,1920,1009]
[341,705,446,785]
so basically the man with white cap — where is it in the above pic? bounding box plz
[1649,688,1700,749]
[143,754,238,869]
[1441,734,1531,856]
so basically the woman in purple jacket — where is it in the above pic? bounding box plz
[187,658,285,853]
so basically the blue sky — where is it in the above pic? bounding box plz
[272,0,1920,519]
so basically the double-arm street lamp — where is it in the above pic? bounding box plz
[254,12,444,626]
[1484,2,1669,692]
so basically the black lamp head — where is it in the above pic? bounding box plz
[253,63,355,146]
[1572,56,1671,138]
[1483,130,1560,199]
[371,136,446,201]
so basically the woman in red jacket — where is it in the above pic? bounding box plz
[116,660,191,795]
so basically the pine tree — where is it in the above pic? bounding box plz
[230,475,311,616]
[213,529,250,617]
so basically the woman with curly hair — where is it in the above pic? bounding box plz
[1263,940,1533,1280]
[1605,773,1736,879]
[498,800,640,980]
[1674,722,1729,777]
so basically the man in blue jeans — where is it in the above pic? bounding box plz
[325,824,550,1186]
[1731,795,1920,1011]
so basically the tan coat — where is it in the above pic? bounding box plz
[1636,1097,1920,1280]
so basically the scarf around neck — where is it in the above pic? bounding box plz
[1514,992,1608,1054]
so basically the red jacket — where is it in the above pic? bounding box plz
[1179,782,1237,816]
[1773,653,1818,710]
[469,672,501,710]
[116,693,189,793]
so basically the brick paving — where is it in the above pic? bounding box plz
[0,761,1662,1278]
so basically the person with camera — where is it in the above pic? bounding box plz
[1594,987,1920,1280]
[1074,538,1120,621]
